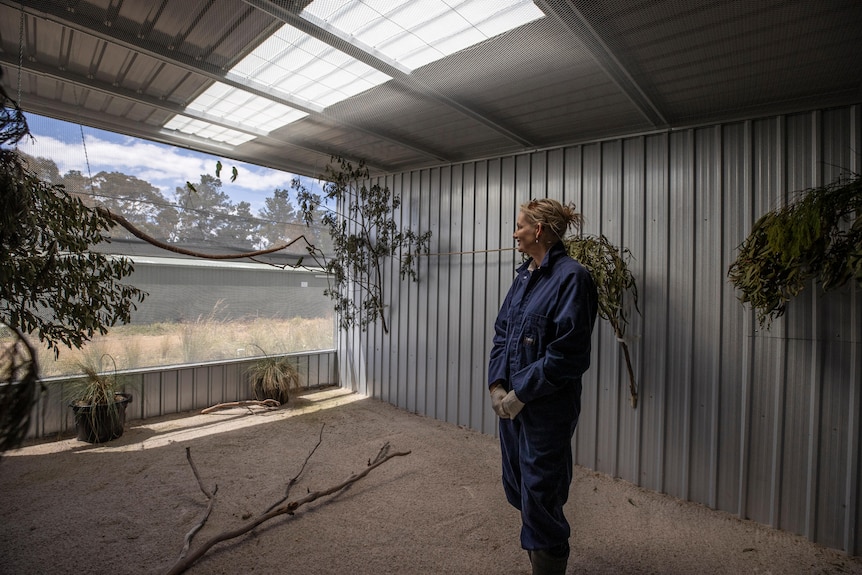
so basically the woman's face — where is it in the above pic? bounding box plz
[513,211,539,255]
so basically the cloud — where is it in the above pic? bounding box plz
[17,124,303,211]
[19,132,203,181]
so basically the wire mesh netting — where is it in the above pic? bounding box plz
[3,110,337,378]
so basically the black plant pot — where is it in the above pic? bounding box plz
[69,393,133,443]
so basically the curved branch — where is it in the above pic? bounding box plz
[615,330,638,409]
[263,423,326,514]
[165,448,411,575]
[200,399,280,414]
[96,207,321,262]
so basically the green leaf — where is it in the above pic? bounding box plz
[292,156,432,334]
[1,149,147,356]
[727,172,862,328]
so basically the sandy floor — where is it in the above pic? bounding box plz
[1,386,860,575]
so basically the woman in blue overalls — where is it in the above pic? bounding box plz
[488,198,598,575]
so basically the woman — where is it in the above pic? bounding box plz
[488,198,598,575]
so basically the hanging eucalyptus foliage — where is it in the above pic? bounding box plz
[565,234,640,408]
[727,172,862,328]
[295,157,432,334]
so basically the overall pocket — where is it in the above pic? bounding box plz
[520,312,550,365]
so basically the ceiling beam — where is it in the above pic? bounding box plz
[3,0,452,163]
[534,0,668,128]
[244,0,538,148]
[0,51,191,118]
[1,51,272,141]
[11,91,367,178]
[0,53,397,175]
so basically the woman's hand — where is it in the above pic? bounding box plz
[490,384,509,419]
[502,390,525,419]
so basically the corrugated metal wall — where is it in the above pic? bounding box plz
[30,350,338,439]
[337,104,862,554]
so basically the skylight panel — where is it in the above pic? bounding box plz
[359,18,404,46]
[163,81,308,146]
[230,24,392,107]
[186,82,309,133]
[165,1,542,148]
[302,0,545,71]
[163,116,257,146]
[388,0,450,29]
[476,2,547,37]
[165,22,393,148]
[301,58,340,79]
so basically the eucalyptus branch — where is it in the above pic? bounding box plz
[1,153,145,357]
[199,399,280,414]
[369,243,388,333]
[177,448,218,561]
[263,423,326,514]
[728,172,862,328]
[295,156,432,334]
[309,195,368,231]
[98,207,320,263]
[566,235,640,408]
[165,445,411,575]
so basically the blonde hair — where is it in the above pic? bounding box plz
[520,198,584,242]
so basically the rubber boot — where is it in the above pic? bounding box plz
[528,547,569,575]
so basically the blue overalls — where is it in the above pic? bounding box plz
[488,241,598,551]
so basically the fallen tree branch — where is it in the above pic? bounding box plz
[165,444,411,575]
[200,399,280,414]
[370,442,390,465]
[178,424,325,559]
[263,423,326,514]
[180,485,218,560]
[185,447,214,499]
[178,448,217,561]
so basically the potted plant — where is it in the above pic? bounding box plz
[246,348,300,405]
[66,354,133,443]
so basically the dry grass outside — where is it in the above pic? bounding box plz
[2,316,334,378]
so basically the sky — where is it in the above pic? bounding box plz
[16,112,316,213]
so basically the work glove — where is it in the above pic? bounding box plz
[502,390,525,420]
[490,384,509,419]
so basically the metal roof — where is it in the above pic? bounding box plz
[1,0,860,178]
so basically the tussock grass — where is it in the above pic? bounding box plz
[8,316,333,378]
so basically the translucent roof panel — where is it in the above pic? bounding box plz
[230,24,393,109]
[164,23,390,148]
[163,81,308,147]
[185,82,309,132]
[163,115,257,146]
[302,0,546,70]
[164,2,543,149]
